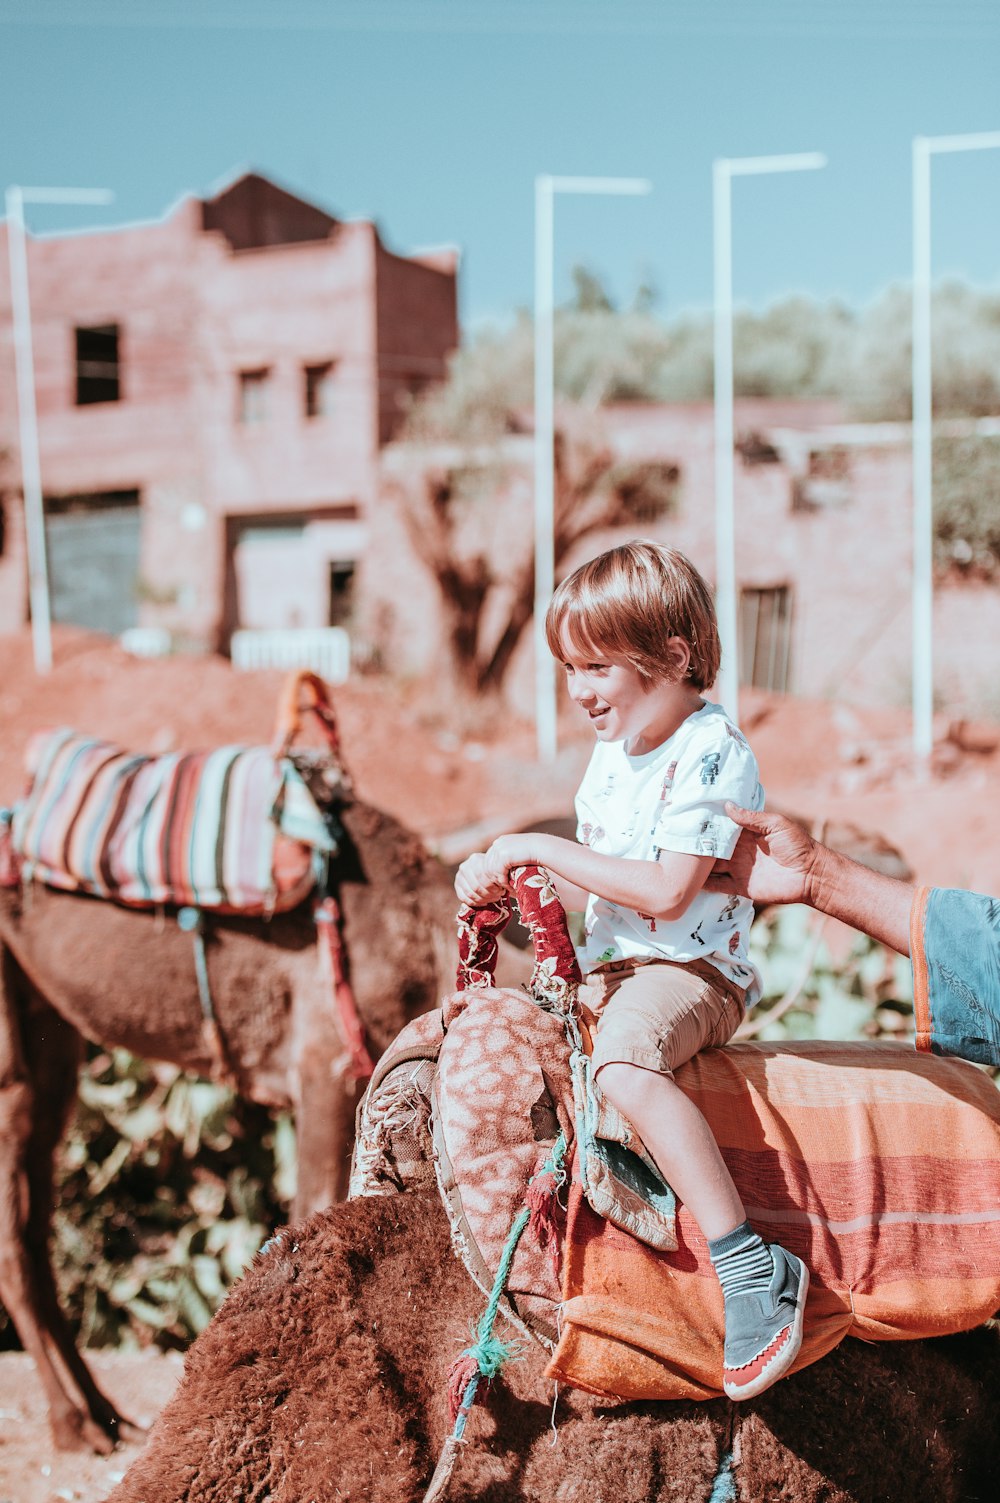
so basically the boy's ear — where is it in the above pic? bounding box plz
[665,637,692,680]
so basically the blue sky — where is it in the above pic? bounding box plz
[2,2,1000,330]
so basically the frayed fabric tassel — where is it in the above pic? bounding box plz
[446,1355,481,1425]
[526,1171,562,1267]
[526,1134,569,1273]
[446,1330,517,1425]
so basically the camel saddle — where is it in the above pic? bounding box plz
[4,672,348,918]
[352,865,1000,1403]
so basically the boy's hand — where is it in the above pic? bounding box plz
[454,852,508,908]
[454,835,538,908]
[704,804,817,907]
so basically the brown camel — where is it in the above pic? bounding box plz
[0,789,476,1456]
[107,1189,1000,1503]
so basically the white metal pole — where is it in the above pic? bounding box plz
[711,152,826,725]
[713,161,737,720]
[6,186,52,673]
[533,174,557,763]
[532,174,652,762]
[911,138,934,760]
[5,186,114,675]
[909,130,1000,761]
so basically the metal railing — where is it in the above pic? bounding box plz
[229,627,350,681]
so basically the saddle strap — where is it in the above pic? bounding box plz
[0,809,19,889]
[177,906,240,1091]
[315,894,375,1081]
[272,670,345,760]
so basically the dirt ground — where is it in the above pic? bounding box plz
[0,1352,182,1503]
[3,624,1000,889]
[3,625,1000,1498]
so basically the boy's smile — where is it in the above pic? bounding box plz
[560,637,705,755]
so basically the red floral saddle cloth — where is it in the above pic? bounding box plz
[353,866,1000,1402]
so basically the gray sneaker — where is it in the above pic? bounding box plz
[722,1244,809,1401]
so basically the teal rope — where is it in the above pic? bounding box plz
[452,1130,569,1438]
[708,1447,737,1503]
[178,906,214,1022]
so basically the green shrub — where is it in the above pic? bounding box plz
[746,904,915,1043]
[933,433,1000,575]
[49,1049,293,1350]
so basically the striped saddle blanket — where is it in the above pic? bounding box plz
[9,728,337,915]
[548,1039,1000,1402]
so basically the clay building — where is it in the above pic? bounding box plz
[0,172,459,648]
[370,398,1000,724]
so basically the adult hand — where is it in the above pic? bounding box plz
[704,804,818,908]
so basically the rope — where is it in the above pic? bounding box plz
[421,1133,568,1503]
[177,906,237,1089]
[315,894,376,1080]
[708,1409,740,1503]
[707,1447,738,1503]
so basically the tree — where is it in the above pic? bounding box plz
[387,417,680,696]
[394,276,1000,694]
[570,263,615,313]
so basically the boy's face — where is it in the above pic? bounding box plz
[558,632,699,755]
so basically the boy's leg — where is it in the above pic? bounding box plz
[592,963,809,1400]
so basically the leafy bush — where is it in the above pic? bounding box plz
[933,433,1000,575]
[406,277,1000,441]
[44,1049,293,1351]
[746,905,915,1043]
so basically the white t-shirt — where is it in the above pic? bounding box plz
[574,700,763,1002]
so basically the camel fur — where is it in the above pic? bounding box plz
[107,1190,1000,1503]
[0,786,499,1456]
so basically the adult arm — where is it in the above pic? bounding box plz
[704,804,916,956]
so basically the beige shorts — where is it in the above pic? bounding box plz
[584,957,747,1080]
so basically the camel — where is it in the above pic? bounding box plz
[106,1189,1000,1503]
[0,783,471,1456]
[105,870,1000,1502]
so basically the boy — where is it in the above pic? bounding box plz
[455,540,809,1401]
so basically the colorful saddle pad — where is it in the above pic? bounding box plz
[10,728,336,915]
[547,1039,1000,1402]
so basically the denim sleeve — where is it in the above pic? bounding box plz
[911,885,1000,1065]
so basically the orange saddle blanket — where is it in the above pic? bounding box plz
[548,1039,1000,1402]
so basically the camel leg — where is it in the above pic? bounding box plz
[289,963,362,1220]
[0,952,143,1452]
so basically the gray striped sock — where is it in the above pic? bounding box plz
[708,1219,774,1297]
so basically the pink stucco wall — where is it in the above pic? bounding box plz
[368,400,1000,723]
[0,175,458,646]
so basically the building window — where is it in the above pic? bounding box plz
[304,362,336,419]
[791,446,852,512]
[739,585,793,694]
[329,560,355,626]
[239,369,271,425]
[75,324,120,405]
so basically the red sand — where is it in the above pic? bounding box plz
[2,625,999,890]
